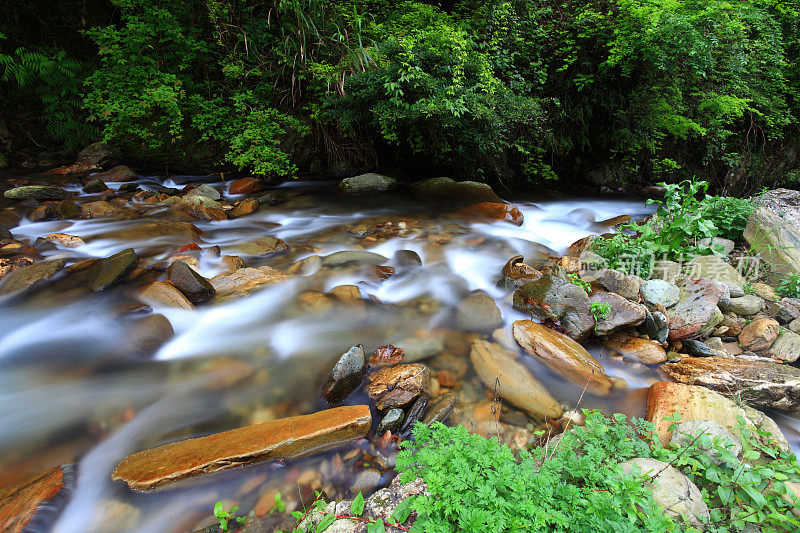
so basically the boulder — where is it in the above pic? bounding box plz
[469,340,563,420]
[767,330,800,363]
[456,293,502,333]
[589,291,646,335]
[338,173,397,195]
[3,185,70,201]
[365,364,431,409]
[720,294,764,316]
[228,198,259,218]
[744,189,800,274]
[499,256,542,288]
[670,420,742,463]
[321,251,387,267]
[645,381,790,454]
[166,261,215,304]
[232,237,289,256]
[409,177,502,203]
[768,300,800,324]
[0,466,66,533]
[667,277,728,341]
[322,345,367,405]
[394,249,422,267]
[139,281,194,310]
[93,165,136,182]
[620,458,709,527]
[738,317,779,352]
[0,259,66,296]
[641,279,680,308]
[513,320,612,394]
[687,255,745,286]
[82,178,108,194]
[588,269,641,301]
[188,184,221,201]
[660,356,800,412]
[463,202,524,226]
[81,200,121,218]
[604,333,666,364]
[112,405,371,491]
[89,248,138,291]
[512,275,594,340]
[209,266,290,300]
[76,142,120,169]
[176,195,226,221]
[228,177,263,195]
[45,233,85,248]
[0,256,35,282]
[124,314,174,357]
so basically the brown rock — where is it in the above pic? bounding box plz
[221,255,245,272]
[329,285,362,301]
[0,256,35,282]
[0,258,66,296]
[365,364,431,409]
[589,291,646,335]
[125,314,174,357]
[512,320,612,394]
[81,200,121,218]
[0,466,65,533]
[139,281,195,310]
[596,215,631,227]
[101,221,201,242]
[667,277,728,341]
[229,198,259,218]
[229,177,264,195]
[462,202,524,226]
[500,256,542,288]
[45,233,85,248]
[660,356,800,412]
[94,165,138,182]
[112,406,371,491]
[604,333,666,364]
[210,266,290,300]
[645,381,790,453]
[233,237,289,255]
[166,261,215,304]
[738,317,779,352]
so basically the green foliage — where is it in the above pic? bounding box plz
[698,197,754,241]
[777,273,800,298]
[214,501,246,531]
[566,272,591,294]
[590,301,610,321]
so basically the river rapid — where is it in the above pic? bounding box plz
[1,173,798,532]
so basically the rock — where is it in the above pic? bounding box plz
[499,256,541,288]
[790,318,800,334]
[620,458,709,527]
[209,266,290,300]
[45,233,85,248]
[604,333,666,364]
[738,317,779,352]
[469,340,563,420]
[0,258,66,296]
[409,177,502,203]
[512,320,612,394]
[376,409,404,434]
[54,200,81,219]
[456,293,502,333]
[650,259,682,283]
[94,165,137,182]
[395,334,445,362]
[3,185,70,201]
[660,357,800,412]
[125,314,174,357]
[752,282,780,302]
[228,177,263,195]
[744,189,800,274]
[350,469,382,495]
[112,405,371,491]
[670,420,742,463]
[139,281,195,310]
[589,292,646,335]
[720,295,764,316]
[76,142,119,169]
[228,198,259,218]
[338,173,397,195]
[89,248,138,291]
[768,300,800,324]
[698,237,736,255]
[189,184,221,200]
[220,255,245,273]
[596,214,631,227]
[0,466,66,533]
[166,261,215,304]
[667,277,728,341]
[681,339,723,357]
[641,279,680,308]
[463,202,524,226]
[322,345,367,405]
[704,336,725,352]
[102,221,201,242]
[365,364,431,409]
[645,381,791,453]
[329,285,362,301]
[588,269,641,301]
[422,393,457,425]
[321,251,387,267]
[393,249,422,267]
[767,330,800,363]
[512,275,594,340]
[233,237,289,256]
[83,178,108,193]
[724,282,745,298]
[176,195,226,221]
[0,256,35,282]
[687,255,745,286]
[81,200,121,218]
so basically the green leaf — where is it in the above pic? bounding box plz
[316,513,336,532]
[391,496,414,524]
[351,492,365,516]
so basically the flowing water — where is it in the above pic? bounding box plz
[1,174,798,532]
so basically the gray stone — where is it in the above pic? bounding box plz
[789,318,800,334]
[409,177,502,203]
[376,409,404,434]
[767,330,800,363]
[189,184,221,200]
[589,269,641,300]
[395,334,445,362]
[394,249,422,267]
[723,281,745,299]
[321,251,387,267]
[456,293,502,333]
[641,279,680,308]
[720,295,765,316]
[513,275,594,340]
[166,260,215,304]
[4,185,70,201]
[589,291,646,335]
[670,420,742,464]
[682,339,724,357]
[322,345,367,404]
[0,259,66,296]
[768,300,800,324]
[338,173,397,195]
[233,237,289,255]
[650,260,682,283]
[698,236,735,256]
[744,189,800,274]
[89,248,138,291]
[76,141,119,168]
[621,458,709,527]
[350,469,383,495]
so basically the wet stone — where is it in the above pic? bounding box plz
[394,249,422,267]
[421,393,456,426]
[189,184,221,200]
[322,345,367,405]
[456,293,502,333]
[681,339,722,358]
[0,466,66,533]
[401,396,429,433]
[512,275,594,340]
[55,200,81,219]
[3,185,70,201]
[139,281,194,310]
[229,177,263,195]
[0,258,66,296]
[338,173,397,195]
[376,409,404,434]
[166,260,215,304]
[83,178,108,193]
[365,364,431,410]
[322,251,387,267]
[124,313,174,357]
[89,248,138,292]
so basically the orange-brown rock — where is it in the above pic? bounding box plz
[499,256,542,288]
[0,467,65,533]
[604,333,666,364]
[139,281,195,310]
[595,215,631,227]
[229,198,259,218]
[738,317,779,352]
[463,202,524,226]
[0,256,35,282]
[210,266,290,300]
[112,405,371,491]
[229,177,263,195]
[513,320,612,394]
[45,233,85,247]
[365,364,431,409]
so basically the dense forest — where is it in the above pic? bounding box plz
[1,0,799,192]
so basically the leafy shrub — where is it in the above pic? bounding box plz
[590,301,611,321]
[777,274,800,298]
[698,197,754,241]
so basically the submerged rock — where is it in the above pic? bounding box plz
[365,364,431,409]
[322,345,367,405]
[0,258,66,296]
[124,313,174,357]
[463,202,524,226]
[422,393,457,426]
[321,251,387,267]
[512,275,594,340]
[0,466,66,533]
[112,405,371,491]
[513,320,612,394]
[166,260,215,304]
[338,173,397,195]
[456,293,502,333]
[89,248,138,291]
[469,340,563,420]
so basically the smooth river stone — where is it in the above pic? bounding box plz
[512,320,612,394]
[589,291,646,335]
[462,202,524,226]
[470,340,563,420]
[660,356,800,412]
[3,185,70,201]
[89,248,138,291]
[0,258,66,296]
[604,333,666,364]
[112,405,371,491]
[139,281,194,310]
[210,266,290,300]
[0,466,65,533]
[233,236,289,255]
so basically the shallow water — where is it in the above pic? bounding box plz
[1,174,796,532]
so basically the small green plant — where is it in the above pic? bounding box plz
[777,273,800,298]
[590,301,611,321]
[743,282,757,295]
[697,196,754,241]
[566,272,591,294]
[214,501,246,531]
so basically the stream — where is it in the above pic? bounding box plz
[2,173,799,532]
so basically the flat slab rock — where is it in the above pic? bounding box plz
[112,405,371,491]
[660,356,800,412]
[210,266,290,300]
[667,277,728,341]
[0,466,65,533]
